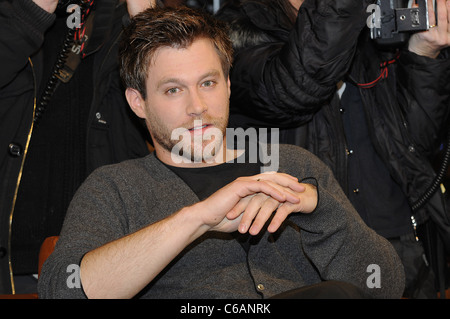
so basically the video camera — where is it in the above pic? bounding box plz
[369,0,431,47]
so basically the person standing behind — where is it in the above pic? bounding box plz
[216,0,450,298]
[0,0,156,295]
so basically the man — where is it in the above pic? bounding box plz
[38,6,405,299]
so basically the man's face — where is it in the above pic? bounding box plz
[129,38,231,166]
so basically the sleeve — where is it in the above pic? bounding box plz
[283,145,405,298]
[37,168,130,299]
[225,0,376,127]
[0,0,55,88]
[396,48,450,157]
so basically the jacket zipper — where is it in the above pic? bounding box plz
[351,68,421,240]
[7,57,37,294]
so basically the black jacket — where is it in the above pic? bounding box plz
[217,0,450,243]
[0,0,149,294]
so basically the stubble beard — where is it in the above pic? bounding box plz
[148,114,229,163]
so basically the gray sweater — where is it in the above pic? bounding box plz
[38,144,405,298]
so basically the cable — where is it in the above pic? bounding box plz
[412,126,450,211]
[356,52,400,89]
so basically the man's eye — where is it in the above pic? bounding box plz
[166,87,179,94]
[202,80,216,88]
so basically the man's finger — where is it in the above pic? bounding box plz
[253,172,306,193]
[248,197,281,235]
[237,194,268,233]
[427,0,436,27]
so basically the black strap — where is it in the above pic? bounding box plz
[34,7,95,124]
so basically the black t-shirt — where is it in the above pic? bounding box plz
[158,150,262,252]
[159,151,261,200]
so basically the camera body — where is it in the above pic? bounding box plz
[370,0,430,47]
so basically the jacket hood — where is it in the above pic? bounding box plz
[217,0,292,53]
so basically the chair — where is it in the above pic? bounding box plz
[38,236,59,278]
[0,236,59,299]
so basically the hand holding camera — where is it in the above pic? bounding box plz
[408,0,450,58]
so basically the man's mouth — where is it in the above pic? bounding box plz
[188,124,210,133]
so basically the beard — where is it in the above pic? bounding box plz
[147,112,229,164]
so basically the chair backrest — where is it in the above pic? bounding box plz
[0,236,59,299]
[38,236,59,277]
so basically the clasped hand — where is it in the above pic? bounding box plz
[197,172,318,235]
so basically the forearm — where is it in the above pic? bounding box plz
[80,206,207,299]
[80,207,207,298]
[289,0,375,87]
[228,0,376,126]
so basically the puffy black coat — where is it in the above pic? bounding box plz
[217,0,450,244]
[0,0,149,294]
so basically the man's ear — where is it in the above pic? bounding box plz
[125,88,146,119]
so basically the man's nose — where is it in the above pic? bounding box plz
[186,89,207,116]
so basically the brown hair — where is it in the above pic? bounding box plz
[119,6,233,100]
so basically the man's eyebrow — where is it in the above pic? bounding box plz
[201,70,221,79]
[156,70,222,89]
[156,77,182,90]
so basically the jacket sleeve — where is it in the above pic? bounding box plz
[0,0,55,88]
[396,48,450,157]
[226,0,376,127]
